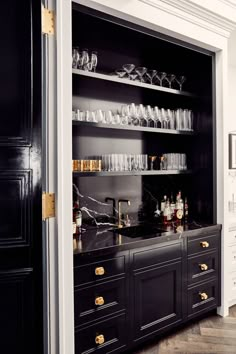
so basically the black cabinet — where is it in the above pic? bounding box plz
[74,227,221,353]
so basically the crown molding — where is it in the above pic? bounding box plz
[139,0,236,38]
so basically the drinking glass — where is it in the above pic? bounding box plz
[146,70,157,85]
[90,51,98,72]
[146,105,155,127]
[141,154,148,170]
[81,49,90,71]
[155,72,167,86]
[135,67,147,83]
[115,69,127,78]
[161,108,168,129]
[95,110,105,124]
[149,156,157,170]
[112,114,121,125]
[167,109,175,130]
[188,110,194,131]
[123,64,135,78]
[72,47,80,68]
[153,107,162,128]
[176,75,186,91]
[175,109,184,130]
[165,74,176,88]
[105,110,114,125]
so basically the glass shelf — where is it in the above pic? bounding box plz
[72,69,196,98]
[73,170,192,177]
[72,120,195,135]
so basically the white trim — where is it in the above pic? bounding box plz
[139,0,236,37]
[56,0,74,353]
[220,0,236,9]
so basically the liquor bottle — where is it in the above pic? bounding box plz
[175,191,183,222]
[161,195,167,221]
[184,197,188,223]
[170,193,175,218]
[163,199,172,224]
[73,199,82,232]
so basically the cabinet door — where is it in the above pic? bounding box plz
[133,261,182,342]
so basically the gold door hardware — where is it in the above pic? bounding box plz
[200,241,209,248]
[95,334,105,345]
[199,292,208,300]
[95,296,105,306]
[42,5,55,35]
[199,263,208,271]
[95,267,105,276]
[42,192,55,220]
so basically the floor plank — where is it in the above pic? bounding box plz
[133,306,236,354]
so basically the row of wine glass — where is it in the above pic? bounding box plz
[72,47,98,72]
[114,64,186,91]
[72,104,194,131]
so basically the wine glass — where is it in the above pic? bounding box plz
[90,51,98,72]
[146,105,155,127]
[81,49,89,70]
[137,104,148,127]
[135,67,147,83]
[165,74,176,88]
[176,75,186,91]
[129,73,138,81]
[155,72,167,86]
[153,106,162,128]
[72,47,80,69]
[146,70,157,85]
[122,64,135,78]
[115,69,127,78]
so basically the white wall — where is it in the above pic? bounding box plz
[228,29,236,132]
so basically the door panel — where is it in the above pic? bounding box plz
[133,261,182,341]
[0,0,42,353]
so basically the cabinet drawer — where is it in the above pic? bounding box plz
[74,255,126,287]
[74,278,126,327]
[187,279,218,318]
[187,233,219,256]
[187,251,218,285]
[75,313,126,354]
[132,241,182,270]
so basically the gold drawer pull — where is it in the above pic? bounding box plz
[95,267,105,276]
[199,263,208,271]
[199,292,208,301]
[200,241,209,248]
[95,334,105,345]
[95,296,104,306]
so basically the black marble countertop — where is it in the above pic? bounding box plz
[73,222,222,256]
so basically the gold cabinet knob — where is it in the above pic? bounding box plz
[199,292,208,300]
[200,241,209,248]
[95,334,105,345]
[199,263,208,271]
[95,267,105,276]
[95,296,105,306]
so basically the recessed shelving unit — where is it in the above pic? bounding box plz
[72,69,196,98]
[72,121,195,135]
[73,170,192,177]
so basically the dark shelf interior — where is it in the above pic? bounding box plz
[72,3,215,225]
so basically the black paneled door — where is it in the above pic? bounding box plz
[0,1,43,353]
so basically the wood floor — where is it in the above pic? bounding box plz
[133,306,236,354]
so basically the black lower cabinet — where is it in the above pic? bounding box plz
[133,261,182,342]
[74,228,221,354]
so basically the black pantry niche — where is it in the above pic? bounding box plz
[72,3,215,225]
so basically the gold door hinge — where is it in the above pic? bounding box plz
[42,192,55,220]
[42,5,55,35]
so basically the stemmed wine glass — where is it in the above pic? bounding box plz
[135,67,147,83]
[155,72,167,86]
[175,75,186,91]
[146,70,157,85]
[72,47,80,68]
[90,51,98,72]
[122,64,135,79]
[81,49,89,70]
[165,74,176,88]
